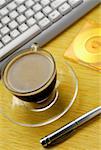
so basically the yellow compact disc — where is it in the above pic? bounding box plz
[73,28,101,63]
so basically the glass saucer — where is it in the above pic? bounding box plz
[0,54,78,127]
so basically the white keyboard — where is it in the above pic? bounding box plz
[0,0,100,61]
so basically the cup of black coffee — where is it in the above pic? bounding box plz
[2,46,57,103]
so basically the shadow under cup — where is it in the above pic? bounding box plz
[2,49,57,103]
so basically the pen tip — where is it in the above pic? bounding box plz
[40,137,51,147]
[40,138,47,147]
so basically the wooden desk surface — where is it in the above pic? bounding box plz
[0,6,101,150]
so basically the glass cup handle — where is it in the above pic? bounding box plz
[31,43,40,52]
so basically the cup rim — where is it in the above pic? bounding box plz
[2,49,56,97]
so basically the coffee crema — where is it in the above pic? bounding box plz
[2,50,57,102]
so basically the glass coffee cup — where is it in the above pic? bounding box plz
[0,44,78,127]
[1,44,57,103]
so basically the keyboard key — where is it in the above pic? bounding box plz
[1,26,10,35]
[9,20,18,30]
[39,17,51,30]
[0,0,6,8]
[9,10,18,19]
[68,0,83,8]
[59,3,72,15]
[17,5,26,13]
[2,35,11,44]
[7,1,17,11]
[35,11,44,21]
[33,3,42,12]
[27,18,36,27]
[19,24,41,38]
[51,0,67,9]
[25,9,34,18]
[43,6,52,15]
[17,15,26,24]
[18,23,28,32]
[10,29,20,38]
[15,0,26,5]
[41,0,50,7]
[0,7,9,17]
[1,16,10,25]
[49,10,62,22]
[25,0,35,8]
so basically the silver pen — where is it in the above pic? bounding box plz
[40,106,101,147]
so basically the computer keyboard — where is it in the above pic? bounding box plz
[0,0,100,61]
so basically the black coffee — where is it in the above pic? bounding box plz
[3,51,56,102]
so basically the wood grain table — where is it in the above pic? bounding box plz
[0,5,101,150]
